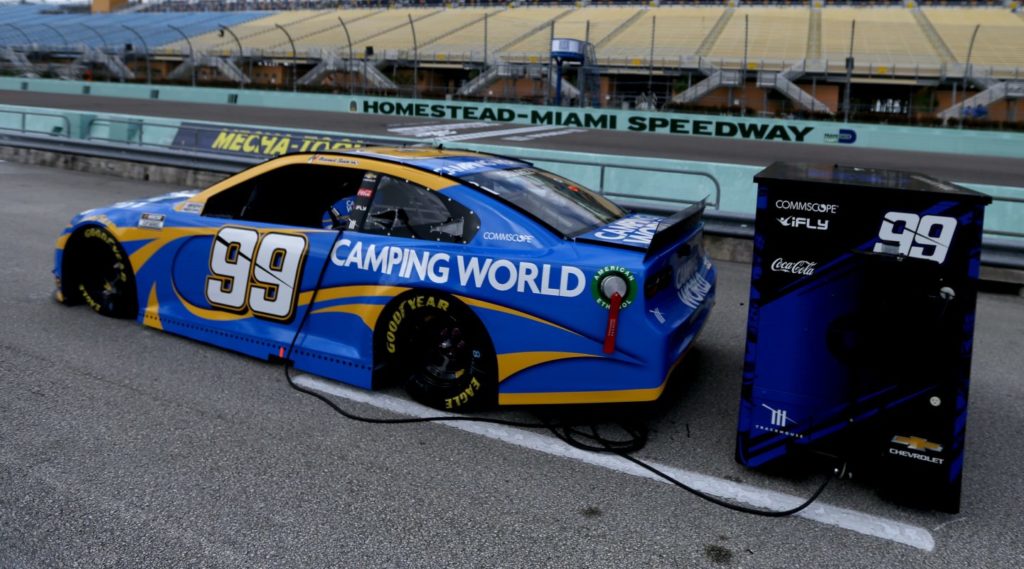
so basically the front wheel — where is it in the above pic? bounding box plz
[65,226,138,319]
[376,292,497,412]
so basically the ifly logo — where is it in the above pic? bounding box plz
[762,404,797,428]
[777,216,829,231]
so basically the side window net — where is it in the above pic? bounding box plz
[361,176,478,243]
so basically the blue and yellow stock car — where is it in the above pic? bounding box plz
[54,148,715,411]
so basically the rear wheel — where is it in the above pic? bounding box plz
[66,227,138,319]
[376,292,496,412]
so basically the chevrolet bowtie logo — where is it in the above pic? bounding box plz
[891,435,943,453]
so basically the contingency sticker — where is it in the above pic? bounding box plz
[138,213,166,229]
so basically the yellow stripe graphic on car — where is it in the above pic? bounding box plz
[312,285,410,303]
[310,303,387,330]
[496,351,598,383]
[454,295,580,336]
[498,385,667,406]
[143,284,163,331]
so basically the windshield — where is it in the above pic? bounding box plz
[459,168,626,236]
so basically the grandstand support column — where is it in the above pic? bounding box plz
[581,21,590,108]
[218,24,245,90]
[82,24,117,82]
[168,25,195,88]
[408,14,419,99]
[41,24,70,52]
[122,25,151,84]
[337,17,353,94]
[843,21,855,122]
[81,24,109,52]
[742,14,748,115]
[545,22,555,106]
[648,16,656,94]
[483,13,488,67]
[3,23,33,47]
[275,23,297,93]
[960,24,981,128]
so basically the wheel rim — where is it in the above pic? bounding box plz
[414,313,473,388]
[80,241,128,313]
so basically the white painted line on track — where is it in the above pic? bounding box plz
[294,374,936,552]
[387,121,496,138]
[504,128,588,142]
[432,125,569,142]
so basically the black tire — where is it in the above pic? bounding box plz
[376,292,497,412]
[66,226,138,319]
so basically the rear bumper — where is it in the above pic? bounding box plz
[497,276,715,406]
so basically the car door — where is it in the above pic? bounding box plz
[286,172,482,387]
[164,163,363,361]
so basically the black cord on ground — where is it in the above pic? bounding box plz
[282,231,836,517]
[285,358,835,518]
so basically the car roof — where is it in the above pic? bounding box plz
[345,146,530,176]
[180,147,531,211]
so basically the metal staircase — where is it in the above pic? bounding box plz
[57,58,86,80]
[671,58,741,105]
[297,50,398,90]
[938,68,1024,121]
[207,56,250,85]
[361,60,399,90]
[1,47,34,75]
[167,57,197,81]
[77,46,134,81]
[767,61,833,114]
[457,65,503,96]
[549,71,580,100]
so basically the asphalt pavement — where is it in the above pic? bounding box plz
[2,161,1023,568]
[1,90,1023,187]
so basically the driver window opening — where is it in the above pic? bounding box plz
[202,164,364,229]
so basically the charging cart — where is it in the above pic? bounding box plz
[736,162,991,513]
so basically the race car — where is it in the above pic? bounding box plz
[53,147,716,411]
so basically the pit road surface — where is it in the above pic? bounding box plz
[1,90,1023,187]
[2,161,1024,568]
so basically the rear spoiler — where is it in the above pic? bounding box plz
[644,201,705,261]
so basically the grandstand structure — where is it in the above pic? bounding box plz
[0,1,1022,123]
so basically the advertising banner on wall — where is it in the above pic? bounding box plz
[171,121,407,157]
[356,99,858,146]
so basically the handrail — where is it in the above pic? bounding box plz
[0,109,72,138]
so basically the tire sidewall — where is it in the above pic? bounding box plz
[376,291,496,411]
[73,226,138,319]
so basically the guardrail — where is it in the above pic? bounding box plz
[0,125,1019,269]
[0,108,71,138]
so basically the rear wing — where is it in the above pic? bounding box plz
[644,202,705,261]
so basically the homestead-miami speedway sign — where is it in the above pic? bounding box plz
[358,99,857,145]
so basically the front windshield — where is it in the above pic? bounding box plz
[459,168,626,236]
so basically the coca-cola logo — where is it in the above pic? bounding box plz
[771,258,817,275]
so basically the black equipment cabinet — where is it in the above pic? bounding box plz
[736,162,991,513]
